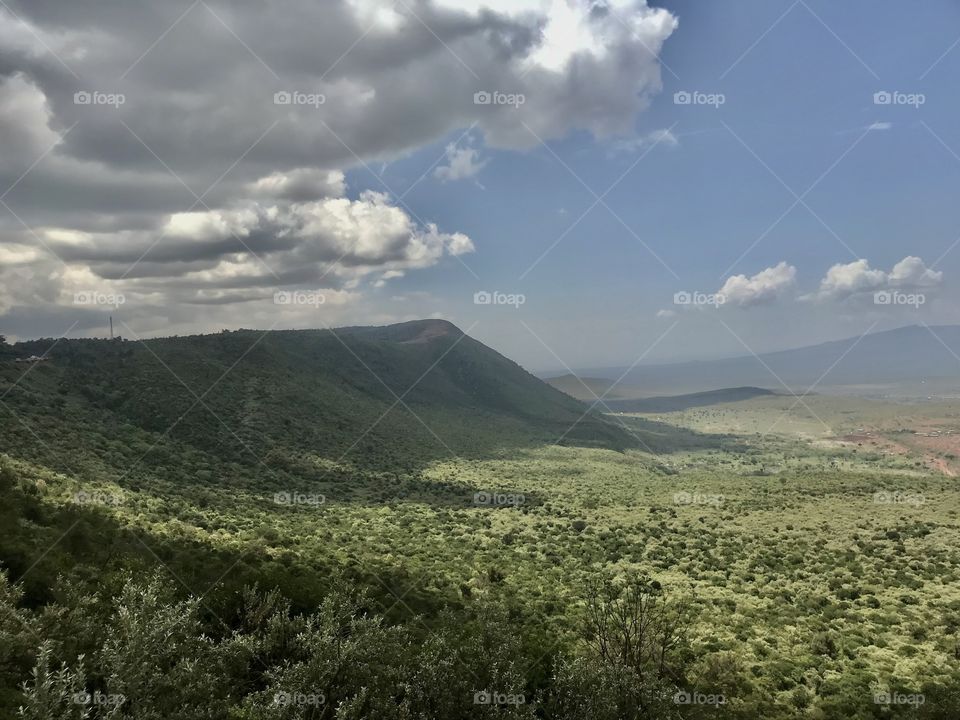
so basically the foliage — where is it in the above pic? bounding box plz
[2,329,960,717]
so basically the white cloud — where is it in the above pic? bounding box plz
[807,256,942,301]
[42,192,475,298]
[248,169,346,201]
[374,269,406,288]
[888,255,942,287]
[434,142,488,182]
[0,244,40,265]
[718,261,796,307]
[435,0,674,79]
[433,0,547,14]
[815,259,886,298]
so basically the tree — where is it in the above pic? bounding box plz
[0,571,37,711]
[0,456,17,490]
[584,576,688,684]
[17,643,92,720]
[569,576,690,719]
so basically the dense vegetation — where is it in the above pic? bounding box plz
[1,327,959,717]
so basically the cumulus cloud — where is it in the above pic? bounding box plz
[888,255,943,287]
[0,0,676,180]
[807,256,942,301]
[0,0,676,336]
[718,262,796,307]
[46,191,474,282]
[247,169,346,201]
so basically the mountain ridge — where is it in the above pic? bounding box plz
[564,324,960,396]
[0,320,637,481]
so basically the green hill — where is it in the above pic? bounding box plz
[0,320,633,481]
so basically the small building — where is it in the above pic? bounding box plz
[14,355,50,364]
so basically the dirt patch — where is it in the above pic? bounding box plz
[900,428,960,477]
[400,321,455,344]
[930,457,957,477]
[826,428,959,476]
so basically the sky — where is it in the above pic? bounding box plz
[1,0,959,372]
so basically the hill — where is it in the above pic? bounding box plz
[541,374,638,400]
[576,324,960,396]
[601,387,778,413]
[0,320,634,482]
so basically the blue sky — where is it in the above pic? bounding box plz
[2,0,959,371]
[351,0,960,369]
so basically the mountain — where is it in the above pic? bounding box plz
[542,376,777,412]
[0,320,634,483]
[599,387,778,413]
[540,375,639,401]
[570,325,960,397]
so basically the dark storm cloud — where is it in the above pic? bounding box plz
[0,0,676,336]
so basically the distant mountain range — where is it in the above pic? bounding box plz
[554,325,960,398]
[545,383,777,412]
[540,375,633,401]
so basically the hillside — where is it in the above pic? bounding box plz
[542,376,778,411]
[575,324,960,396]
[541,374,637,401]
[0,320,633,481]
[601,387,778,413]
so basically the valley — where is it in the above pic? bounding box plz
[1,324,959,717]
[4,3,959,717]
